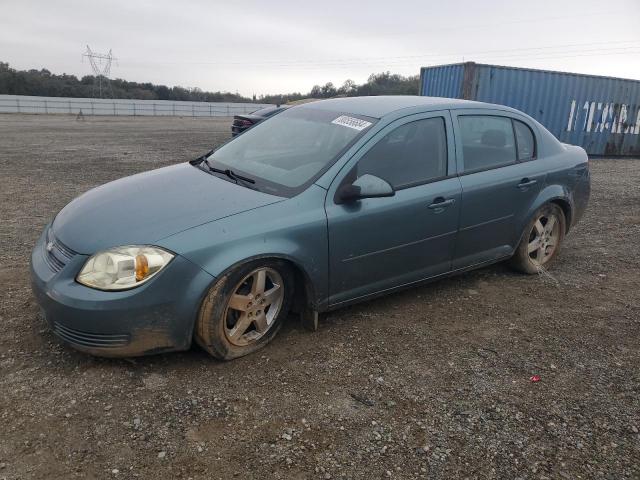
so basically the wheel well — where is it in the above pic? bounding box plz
[550,199,572,233]
[224,256,315,315]
[214,256,317,313]
[281,259,315,315]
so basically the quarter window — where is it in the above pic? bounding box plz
[355,117,448,189]
[513,120,535,160]
[459,116,517,172]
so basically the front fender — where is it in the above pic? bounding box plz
[157,185,329,310]
[202,252,321,312]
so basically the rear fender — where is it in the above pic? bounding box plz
[516,184,573,246]
[516,184,573,245]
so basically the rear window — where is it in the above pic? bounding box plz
[459,116,517,172]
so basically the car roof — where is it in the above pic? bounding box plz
[298,95,492,119]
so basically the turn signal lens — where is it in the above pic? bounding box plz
[135,254,149,281]
[77,246,174,291]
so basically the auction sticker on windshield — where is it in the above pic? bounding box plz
[331,115,372,131]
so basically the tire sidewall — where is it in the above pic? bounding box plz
[196,259,294,360]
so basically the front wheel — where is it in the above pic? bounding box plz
[195,260,294,360]
[510,204,566,274]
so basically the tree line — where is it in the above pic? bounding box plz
[0,61,419,104]
[260,73,419,104]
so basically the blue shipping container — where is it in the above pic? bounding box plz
[420,62,640,156]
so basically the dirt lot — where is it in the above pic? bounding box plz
[0,114,639,480]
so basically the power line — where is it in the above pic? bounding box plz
[231,50,640,71]
[117,41,640,70]
[380,9,630,37]
[362,47,640,68]
[252,40,640,66]
[233,45,640,68]
[267,49,640,71]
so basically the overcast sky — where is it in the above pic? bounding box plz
[2,0,639,97]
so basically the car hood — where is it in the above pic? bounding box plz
[52,163,283,254]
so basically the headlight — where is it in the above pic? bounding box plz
[77,246,174,291]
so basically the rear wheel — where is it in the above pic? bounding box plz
[510,204,566,274]
[195,260,293,360]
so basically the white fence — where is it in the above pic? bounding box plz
[0,95,270,117]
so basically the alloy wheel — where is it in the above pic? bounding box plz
[527,212,561,267]
[223,267,284,347]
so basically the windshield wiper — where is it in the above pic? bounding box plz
[200,157,256,184]
[221,168,256,184]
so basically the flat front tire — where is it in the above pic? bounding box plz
[510,203,566,274]
[195,260,294,360]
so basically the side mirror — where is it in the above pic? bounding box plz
[336,174,395,204]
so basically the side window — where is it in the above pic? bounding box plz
[459,116,516,172]
[513,120,536,160]
[355,117,447,189]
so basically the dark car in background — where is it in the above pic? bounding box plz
[231,105,288,136]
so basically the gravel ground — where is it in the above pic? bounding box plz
[0,114,639,480]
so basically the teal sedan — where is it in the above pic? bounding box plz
[31,96,590,359]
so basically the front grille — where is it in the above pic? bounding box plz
[42,228,76,273]
[53,322,131,348]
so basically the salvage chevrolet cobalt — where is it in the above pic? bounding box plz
[31,96,590,359]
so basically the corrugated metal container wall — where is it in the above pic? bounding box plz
[420,62,640,156]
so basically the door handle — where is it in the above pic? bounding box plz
[428,197,455,209]
[517,178,537,189]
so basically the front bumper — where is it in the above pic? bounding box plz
[30,227,215,357]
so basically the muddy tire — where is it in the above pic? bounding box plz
[510,203,566,275]
[195,259,294,360]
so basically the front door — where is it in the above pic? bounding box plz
[325,112,462,307]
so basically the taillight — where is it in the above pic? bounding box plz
[241,119,253,126]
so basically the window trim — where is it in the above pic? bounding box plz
[348,116,451,192]
[512,118,537,162]
[392,172,455,191]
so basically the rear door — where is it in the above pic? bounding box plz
[451,110,545,268]
[325,111,461,306]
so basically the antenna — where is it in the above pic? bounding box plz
[82,45,116,98]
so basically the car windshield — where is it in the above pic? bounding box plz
[208,107,376,196]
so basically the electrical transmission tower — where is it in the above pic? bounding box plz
[82,45,116,98]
